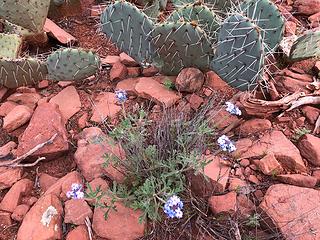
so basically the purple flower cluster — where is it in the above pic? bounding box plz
[225,102,241,116]
[163,195,184,219]
[115,89,127,103]
[217,135,236,153]
[66,183,84,200]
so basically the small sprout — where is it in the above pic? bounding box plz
[115,89,127,103]
[163,195,184,219]
[292,127,311,141]
[225,102,241,116]
[163,79,175,90]
[217,135,236,153]
[66,183,84,200]
[246,213,261,227]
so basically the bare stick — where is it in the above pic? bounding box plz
[0,133,58,167]
[13,157,46,167]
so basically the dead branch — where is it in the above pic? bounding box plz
[0,133,58,167]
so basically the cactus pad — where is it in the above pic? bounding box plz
[210,14,264,91]
[152,22,213,75]
[289,31,320,61]
[0,34,23,58]
[46,48,100,81]
[0,58,48,88]
[0,0,50,33]
[241,0,284,54]
[167,3,220,41]
[100,1,155,65]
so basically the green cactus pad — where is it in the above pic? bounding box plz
[0,58,48,88]
[289,31,320,61]
[152,22,213,75]
[46,48,100,81]
[0,33,23,59]
[241,0,284,54]
[100,1,155,65]
[0,0,50,33]
[210,14,264,91]
[167,3,220,41]
[3,20,36,38]
[143,1,161,19]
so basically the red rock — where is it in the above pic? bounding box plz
[294,0,320,15]
[49,86,81,122]
[88,178,109,192]
[241,130,307,173]
[210,109,239,130]
[315,61,320,72]
[232,138,253,157]
[90,4,106,16]
[296,116,305,126]
[298,134,320,166]
[302,106,320,124]
[16,103,69,160]
[0,101,18,116]
[92,199,145,240]
[110,62,128,81]
[312,170,320,183]
[142,66,158,77]
[203,87,212,96]
[228,178,247,191]
[25,197,38,207]
[209,192,237,215]
[205,71,230,90]
[74,127,125,182]
[45,171,83,199]
[189,156,230,197]
[176,68,204,93]
[77,112,88,129]
[248,175,260,184]
[44,18,77,45]
[281,69,313,82]
[237,118,272,136]
[309,12,320,26]
[277,174,318,188]
[188,94,204,110]
[58,81,73,87]
[0,179,33,213]
[0,211,12,229]
[275,76,309,93]
[11,204,30,222]
[239,159,250,167]
[255,153,283,175]
[90,92,121,123]
[0,141,17,159]
[285,21,297,36]
[39,173,59,192]
[135,77,180,108]
[127,67,141,78]
[38,80,49,89]
[292,59,318,74]
[7,92,41,109]
[17,194,63,240]
[66,225,90,240]
[3,105,33,132]
[101,55,120,65]
[260,184,320,239]
[64,199,93,225]
[237,195,255,216]
[119,52,138,67]
[115,78,139,95]
[0,167,23,190]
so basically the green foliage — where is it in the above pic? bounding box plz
[0,33,23,58]
[46,48,101,81]
[292,127,311,141]
[89,102,215,222]
[210,14,265,91]
[163,79,175,90]
[289,31,320,61]
[245,213,261,228]
[0,57,48,88]
[0,0,50,33]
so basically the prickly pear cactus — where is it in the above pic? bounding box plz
[167,3,220,41]
[0,34,23,58]
[210,14,264,91]
[241,0,284,54]
[0,0,50,33]
[143,0,161,19]
[0,58,48,88]
[152,22,213,75]
[3,21,36,38]
[289,31,320,61]
[100,1,155,65]
[46,48,100,81]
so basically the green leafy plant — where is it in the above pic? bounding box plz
[292,127,311,141]
[163,79,176,90]
[245,213,261,228]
